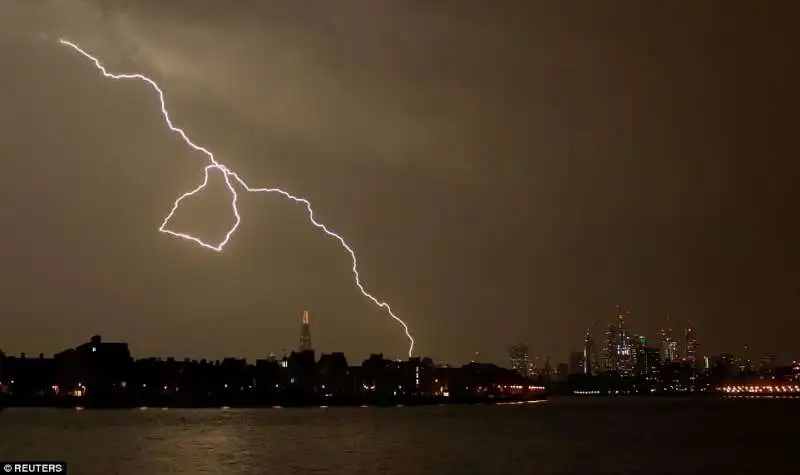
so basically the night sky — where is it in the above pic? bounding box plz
[0,1,797,365]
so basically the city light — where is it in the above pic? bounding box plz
[720,384,800,394]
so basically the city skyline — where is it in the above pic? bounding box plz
[1,305,792,369]
[1,2,798,364]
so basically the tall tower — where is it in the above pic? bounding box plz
[602,324,618,371]
[583,327,598,375]
[616,307,634,376]
[684,320,698,363]
[660,316,679,362]
[299,310,312,351]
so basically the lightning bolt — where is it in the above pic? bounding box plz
[58,38,415,357]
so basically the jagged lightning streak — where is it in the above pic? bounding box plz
[58,38,415,357]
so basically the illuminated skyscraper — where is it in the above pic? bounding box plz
[600,306,634,373]
[602,324,618,371]
[659,325,679,362]
[684,321,698,363]
[299,310,312,351]
[509,343,532,377]
[616,309,635,376]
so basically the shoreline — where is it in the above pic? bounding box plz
[0,394,547,410]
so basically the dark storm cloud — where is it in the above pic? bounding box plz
[0,1,797,364]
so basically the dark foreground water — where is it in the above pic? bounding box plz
[1,398,799,474]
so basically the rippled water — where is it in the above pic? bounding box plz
[1,398,798,474]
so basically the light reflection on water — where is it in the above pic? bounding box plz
[0,399,798,474]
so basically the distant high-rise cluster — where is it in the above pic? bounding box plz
[562,323,798,396]
[584,306,699,376]
[599,307,637,375]
[508,343,533,378]
[299,310,313,352]
[511,310,796,393]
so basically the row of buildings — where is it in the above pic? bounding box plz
[508,308,697,380]
[580,308,698,377]
[507,307,799,393]
[0,312,544,407]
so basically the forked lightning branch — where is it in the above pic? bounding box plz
[58,39,415,357]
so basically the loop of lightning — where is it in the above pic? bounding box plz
[58,38,415,357]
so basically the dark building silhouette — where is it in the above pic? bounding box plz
[317,352,349,396]
[361,353,393,397]
[0,349,5,398]
[636,346,661,377]
[569,351,584,375]
[583,327,598,375]
[759,353,778,375]
[0,351,54,405]
[255,357,284,401]
[0,335,551,408]
[53,335,132,407]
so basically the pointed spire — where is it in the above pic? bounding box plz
[299,310,312,351]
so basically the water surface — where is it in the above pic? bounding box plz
[1,398,798,474]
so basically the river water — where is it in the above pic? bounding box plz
[1,398,798,474]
